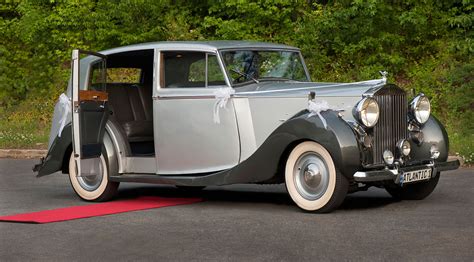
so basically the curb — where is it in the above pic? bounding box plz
[0,149,48,159]
[448,155,465,166]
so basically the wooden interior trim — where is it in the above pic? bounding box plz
[79,90,108,102]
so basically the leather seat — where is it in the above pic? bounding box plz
[107,84,153,142]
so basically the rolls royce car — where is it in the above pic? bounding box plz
[34,41,460,212]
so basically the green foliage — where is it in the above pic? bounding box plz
[0,0,472,163]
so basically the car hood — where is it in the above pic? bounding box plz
[233,80,383,98]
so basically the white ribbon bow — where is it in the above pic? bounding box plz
[307,99,331,129]
[57,93,71,137]
[213,88,235,124]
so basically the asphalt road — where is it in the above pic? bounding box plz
[0,159,473,261]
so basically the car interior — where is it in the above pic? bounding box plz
[88,49,227,157]
[90,49,155,156]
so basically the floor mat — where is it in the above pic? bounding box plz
[0,196,202,224]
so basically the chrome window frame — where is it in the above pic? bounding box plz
[154,47,232,91]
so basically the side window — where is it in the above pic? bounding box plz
[207,55,226,85]
[188,58,206,82]
[89,60,107,91]
[162,51,226,88]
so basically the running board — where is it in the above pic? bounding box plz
[109,171,229,187]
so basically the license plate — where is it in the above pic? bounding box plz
[401,168,432,184]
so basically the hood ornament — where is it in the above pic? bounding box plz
[379,71,388,84]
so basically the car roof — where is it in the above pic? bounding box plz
[99,40,300,55]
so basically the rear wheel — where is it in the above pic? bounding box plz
[68,152,119,201]
[285,141,348,213]
[385,173,440,200]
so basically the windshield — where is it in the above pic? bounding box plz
[221,50,309,85]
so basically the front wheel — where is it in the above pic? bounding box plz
[385,173,440,200]
[285,141,348,213]
[68,152,119,201]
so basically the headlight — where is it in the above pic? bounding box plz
[383,150,394,165]
[353,97,380,128]
[397,139,411,157]
[410,94,431,124]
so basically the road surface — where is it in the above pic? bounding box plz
[0,159,473,261]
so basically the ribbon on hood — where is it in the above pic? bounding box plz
[307,99,331,129]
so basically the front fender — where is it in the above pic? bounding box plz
[410,115,449,162]
[220,110,361,184]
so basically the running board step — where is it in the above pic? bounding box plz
[109,172,226,187]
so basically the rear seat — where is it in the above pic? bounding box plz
[107,83,153,142]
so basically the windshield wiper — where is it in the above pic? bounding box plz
[230,69,259,84]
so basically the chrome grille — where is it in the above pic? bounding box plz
[372,85,409,164]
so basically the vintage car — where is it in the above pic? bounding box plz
[34,41,460,212]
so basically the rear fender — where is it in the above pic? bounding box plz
[35,121,126,177]
[36,124,72,177]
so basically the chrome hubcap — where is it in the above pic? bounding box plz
[294,152,329,200]
[77,157,103,191]
[304,164,322,188]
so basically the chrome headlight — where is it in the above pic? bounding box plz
[383,150,394,165]
[397,139,411,157]
[410,94,431,124]
[353,97,380,128]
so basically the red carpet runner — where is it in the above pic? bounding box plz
[0,196,202,224]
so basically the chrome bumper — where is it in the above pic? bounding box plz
[353,160,460,183]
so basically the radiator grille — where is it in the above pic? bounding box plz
[372,85,409,164]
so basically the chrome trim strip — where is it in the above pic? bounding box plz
[153,95,220,100]
[236,79,385,96]
[298,51,312,82]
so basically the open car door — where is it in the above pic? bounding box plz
[71,49,109,178]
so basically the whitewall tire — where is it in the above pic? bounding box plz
[68,152,119,201]
[285,141,348,212]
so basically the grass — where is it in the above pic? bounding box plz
[0,92,58,150]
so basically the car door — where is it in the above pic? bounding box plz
[154,50,240,174]
[71,49,110,178]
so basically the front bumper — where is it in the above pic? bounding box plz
[353,159,460,183]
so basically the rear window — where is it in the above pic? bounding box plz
[90,66,142,86]
[106,68,142,83]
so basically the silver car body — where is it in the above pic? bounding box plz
[34,41,459,211]
[47,43,380,177]
[47,41,384,175]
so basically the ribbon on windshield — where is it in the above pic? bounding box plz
[213,88,235,124]
[57,93,71,137]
